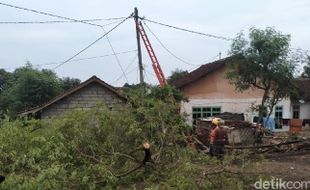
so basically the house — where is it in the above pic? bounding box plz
[172,56,310,127]
[20,76,127,119]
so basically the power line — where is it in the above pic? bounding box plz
[112,66,138,85]
[0,2,107,28]
[112,54,138,84]
[40,50,137,66]
[101,27,129,83]
[2,50,137,71]
[112,66,139,85]
[188,53,222,71]
[143,69,151,83]
[124,53,138,71]
[53,15,132,69]
[144,65,157,78]
[0,17,127,24]
[202,53,221,63]
[136,65,139,83]
[144,17,310,54]
[0,1,133,83]
[64,50,137,63]
[142,21,197,67]
[144,66,158,84]
[142,17,233,41]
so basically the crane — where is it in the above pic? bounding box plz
[135,20,166,87]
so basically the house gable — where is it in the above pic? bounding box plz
[174,56,310,125]
[178,61,264,99]
[19,76,126,119]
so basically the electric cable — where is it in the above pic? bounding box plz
[2,50,137,70]
[142,17,233,41]
[0,1,134,83]
[143,69,151,84]
[112,66,138,85]
[0,17,127,24]
[144,17,310,53]
[53,15,132,69]
[101,27,129,83]
[112,54,138,84]
[142,21,197,67]
[0,2,107,27]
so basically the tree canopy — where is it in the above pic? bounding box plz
[301,56,310,78]
[0,65,80,117]
[0,85,260,189]
[167,69,188,85]
[226,27,297,121]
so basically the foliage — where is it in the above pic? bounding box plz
[166,69,188,85]
[301,55,310,78]
[0,86,261,189]
[59,77,81,91]
[0,69,13,94]
[0,65,80,117]
[226,27,297,121]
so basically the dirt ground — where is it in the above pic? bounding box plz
[258,153,310,181]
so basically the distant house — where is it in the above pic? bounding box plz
[172,56,310,127]
[20,76,126,119]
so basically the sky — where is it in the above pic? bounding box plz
[0,0,309,86]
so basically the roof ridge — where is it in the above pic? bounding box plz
[19,76,126,116]
[172,55,236,88]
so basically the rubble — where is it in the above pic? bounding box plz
[192,117,310,156]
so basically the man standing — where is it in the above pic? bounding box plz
[209,118,220,156]
[213,118,228,159]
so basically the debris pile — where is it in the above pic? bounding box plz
[193,117,310,157]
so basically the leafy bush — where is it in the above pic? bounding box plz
[0,85,262,189]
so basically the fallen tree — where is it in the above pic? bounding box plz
[0,85,264,189]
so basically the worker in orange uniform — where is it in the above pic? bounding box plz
[213,118,228,159]
[209,118,220,156]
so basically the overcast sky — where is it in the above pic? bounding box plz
[1,0,309,86]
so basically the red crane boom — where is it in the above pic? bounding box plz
[136,21,166,86]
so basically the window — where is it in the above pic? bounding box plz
[192,106,221,124]
[292,105,300,119]
[274,106,283,121]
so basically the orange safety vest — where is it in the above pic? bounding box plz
[210,127,216,144]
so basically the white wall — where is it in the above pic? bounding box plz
[300,103,310,119]
[181,98,309,125]
[271,98,291,119]
[181,98,262,125]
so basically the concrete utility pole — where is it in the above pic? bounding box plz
[134,7,144,84]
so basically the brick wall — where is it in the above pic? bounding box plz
[41,82,125,119]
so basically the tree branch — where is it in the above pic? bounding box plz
[76,148,102,163]
[251,82,266,90]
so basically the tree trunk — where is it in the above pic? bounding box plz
[258,89,269,124]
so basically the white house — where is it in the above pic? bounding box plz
[172,56,310,127]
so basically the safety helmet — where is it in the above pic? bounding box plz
[212,118,222,126]
[143,142,150,149]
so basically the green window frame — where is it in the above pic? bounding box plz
[192,106,221,124]
[292,105,300,119]
[274,106,283,121]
